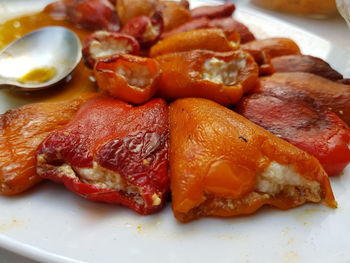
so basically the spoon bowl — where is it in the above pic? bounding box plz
[0,26,82,91]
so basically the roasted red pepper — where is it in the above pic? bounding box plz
[94,54,161,104]
[44,0,67,19]
[47,0,120,31]
[236,80,350,177]
[208,17,256,44]
[37,97,169,215]
[271,55,343,80]
[191,2,236,19]
[82,31,140,68]
[266,72,350,125]
[121,12,163,47]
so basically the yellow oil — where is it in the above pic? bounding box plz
[18,67,57,84]
[0,12,97,103]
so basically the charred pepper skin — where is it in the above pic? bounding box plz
[37,97,169,215]
[236,80,350,177]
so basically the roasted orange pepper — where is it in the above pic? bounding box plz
[0,94,96,195]
[157,1,192,32]
[94,54,161,104]
[241,37,301,59]
[116,0,158,26]
[169,98,336,222]
[150,28,240,57]
[160,17,210,39]
[155,50,259,105]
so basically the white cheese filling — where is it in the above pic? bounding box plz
[115,64,152,88]
[89,33,133,59]
[256,161,320,197]
[143,24,160,41]
[202,56,247,85]
[78,161,139,195]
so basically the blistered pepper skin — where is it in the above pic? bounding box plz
[37,98,169,215]
[236,80,350,177]
[150,28,240,57]
[94,54,161,104]
[82,31,140,68]
[155,50,259,105]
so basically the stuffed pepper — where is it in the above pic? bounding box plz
[169,98,336,222]
[37,97,169,215]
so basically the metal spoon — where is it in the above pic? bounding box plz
[0,26,82,91]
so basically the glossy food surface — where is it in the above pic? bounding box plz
[237,80,350,177]
[156,49,258,105]
[0,94,95,195]
[169,98,335,222]
[266,72,350,125]
[37,97,169,214]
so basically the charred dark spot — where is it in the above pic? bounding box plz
[238,136,248,142]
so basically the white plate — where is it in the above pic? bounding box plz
[1,1,350,263]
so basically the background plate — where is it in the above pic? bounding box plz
[0,1,349,263]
